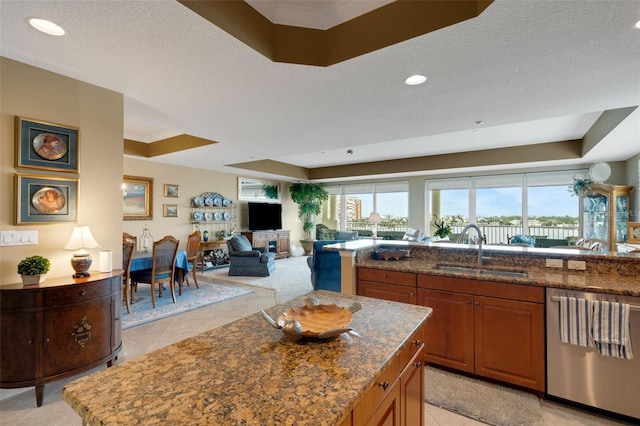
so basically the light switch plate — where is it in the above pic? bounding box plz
[545,259,563,268]
[567,260,586,271]
[0,230,38,246]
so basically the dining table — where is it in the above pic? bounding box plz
[129,249,189,288]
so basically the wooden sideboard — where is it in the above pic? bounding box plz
[0,271,123,407]
[242,230,290,259]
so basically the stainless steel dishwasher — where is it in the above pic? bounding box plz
[546,288,640,420]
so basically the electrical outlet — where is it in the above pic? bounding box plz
[545,259,563,268]
[567,260,586,271]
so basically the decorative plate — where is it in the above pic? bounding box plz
[33,133,67,160]
[204,212,213,221]
[32,187,66,213]
[214,212,222,221]
[192,196,203,207]
[204,196,214,206]
[222,198,231,207]
[223,212,231,221]
[193,211,204,222]
[260,297,362,341]
[213,196,222,206]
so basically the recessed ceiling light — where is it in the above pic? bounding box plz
[474,120,483,126]
[635,19,640,29]
[29,18,65,36]
[404,75,427,86]
[347,149,353,156]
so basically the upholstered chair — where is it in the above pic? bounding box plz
[226,235,276,277]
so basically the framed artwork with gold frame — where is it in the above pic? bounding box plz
[164,184,179,198]
[16,173,78,224]
[123,175,153,220]
[163,204,178,217]
[16,116,79,173]
[627,222,640,244]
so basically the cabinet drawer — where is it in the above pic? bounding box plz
[418,274,544,303]
[0,290,39,310]
[44,281,111,307]
[358,268,416,287]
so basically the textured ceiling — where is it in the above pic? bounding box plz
[1,0,639,182]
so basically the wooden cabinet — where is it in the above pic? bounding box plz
[242,230,290,259]
[357,268,417,304]
[352,331,425,426]
[0,272,122,407]
[580,183,633,252]
[417,275,545,391]
[198,240,229,270]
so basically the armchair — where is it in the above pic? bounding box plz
[226,235,276,277]
[306,240,345,292]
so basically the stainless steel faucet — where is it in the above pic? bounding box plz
[456,223,484,268]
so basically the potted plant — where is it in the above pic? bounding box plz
[17,255,51,285]
[433,216,453,239]
[262,184,279,200]
[289,182,329,254]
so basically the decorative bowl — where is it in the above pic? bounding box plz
[261,297,362,341]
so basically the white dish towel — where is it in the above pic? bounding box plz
[592,300,633,360]
[558,296,594,347]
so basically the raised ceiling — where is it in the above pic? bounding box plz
[1,0,639,182]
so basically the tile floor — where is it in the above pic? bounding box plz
[0,260,635,425]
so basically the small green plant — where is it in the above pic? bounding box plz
[17,255,51,276]
[262,184,279,200]
[433,216,452,239]
[216,229,231,239]
[289,182,329,240]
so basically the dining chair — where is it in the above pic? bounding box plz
[122,239,135,314]
[123,232,138,251]
[184,230,201,292]
[129,235,179,309]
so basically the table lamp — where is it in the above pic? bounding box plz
[64,226,100,278]
[368,212,381,239]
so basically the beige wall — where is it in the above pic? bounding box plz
[122,158,301,249]
[1,58,124,283]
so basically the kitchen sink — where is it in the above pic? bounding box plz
[435,265,528,278]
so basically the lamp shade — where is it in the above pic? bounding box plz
[368,212,381,224]
[64,226,100,251]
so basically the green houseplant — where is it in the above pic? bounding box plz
[433,216,453,239]
[17,255,51,285]
[289,182,329,254]
[262,184,279,200]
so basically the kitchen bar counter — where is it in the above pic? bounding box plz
[62,290,432,425]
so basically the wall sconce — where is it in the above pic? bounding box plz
[64,226,100,278]
[368,212,381,239]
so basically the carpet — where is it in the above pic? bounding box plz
[424,366,544,426]
[122,281,253,330]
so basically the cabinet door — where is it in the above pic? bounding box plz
[43,297,112,377]
[358,281,416,304]
[0,311,38,382]
[400,345,424,426]
[418,289,474,373]
[474,296,544,391]
[278,233,290,255]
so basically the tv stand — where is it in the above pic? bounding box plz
[242,230,290,259]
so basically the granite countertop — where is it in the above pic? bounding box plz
[358,259,640,297]
[62,290,432,426]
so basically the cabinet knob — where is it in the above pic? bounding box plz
[383,274,388,279]
[80,290,87,296]
[412,340,421,347]
[475,301,480,306]
[27,340,33,345]
[414,361,422,368]
[467,300,472,304]
[45,337,50,343]
[379,381,389,391]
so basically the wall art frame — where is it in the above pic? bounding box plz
[163,204,179,217]
[627,222,640,244]
[15,116,79,173]
[123,175,153,220]
[164,183,179,198]
[15,173,78,225]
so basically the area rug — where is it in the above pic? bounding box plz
[424,366,544,426]
[122,281,253,330]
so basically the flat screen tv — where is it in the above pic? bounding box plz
[248,202,282,231]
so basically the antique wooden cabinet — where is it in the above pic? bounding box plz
[0,272,122,407]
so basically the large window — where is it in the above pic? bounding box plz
[426,171,585,244]
[320,181,408,238]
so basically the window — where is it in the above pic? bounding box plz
[426,171,585,244]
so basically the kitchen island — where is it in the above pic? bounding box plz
[62,290,432,425]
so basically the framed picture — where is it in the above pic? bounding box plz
[627,222,640,244]
[163,204,178,217]
[164,184,179,198]
[16,116,79,173]
[123,175,153,220]
[15,173,78,224]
